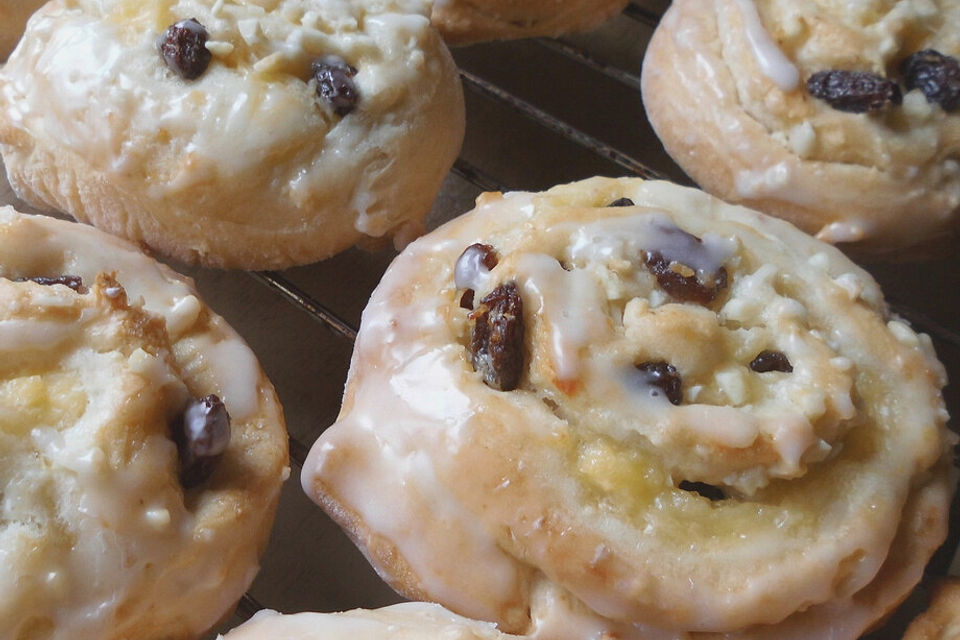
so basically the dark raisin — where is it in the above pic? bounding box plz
[642,223,728,305]
[16,275,85,293]
[461,243,499,271]
[644,250,728,305]
[679,480,725,501]
[901,49,960,112]
[455,243,499,297]
[312,56,359,116]
[749,350,793,373]
[608,197,635,207]
[171,394,231,488]
[634,361,682,405]
[459,289,475,309]
[806,69,902,113]
[158,18,212,80]
[469,282,524,391]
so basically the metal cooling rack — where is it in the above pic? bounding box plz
[193,2,960,637]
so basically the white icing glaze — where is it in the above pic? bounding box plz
[0,281,197,638]
[0,0,462,257]
[0,318,76,351]
[734,0,799,91]
[219,602,524,639]
[568,213,736,279]
[455,244,496,291]
[0,207,280,639]
[515,253,610,380]
[817,221,868,244]
[303,178,951,637]
[201,338,262,420]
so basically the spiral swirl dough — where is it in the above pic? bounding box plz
[0,0,465,269]
[640,0,960,258]
[301,177,954,638]
[0,206,288,639]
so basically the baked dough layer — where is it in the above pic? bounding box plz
[641,0,960,258]
[0,206,288,639]
[302,177,953,638]
[904,579,960,640]
[219,603,527,639]
[0,0,465,269]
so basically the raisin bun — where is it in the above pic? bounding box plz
[0,0,45,59]
[0,206,288,639]
[301,177,954,638]
[641,0,960,259]
[430,0,628,45]
[0,0,464,269]
[904,579,960,640]
[218,603,528,639]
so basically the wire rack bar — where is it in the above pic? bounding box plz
[235,593,265,622]
[459,69,665,180]
[250,271,358,342]
[623,2,662,27]
[535,38,642,90]
[290,435,311,469]
[452,157,510,193]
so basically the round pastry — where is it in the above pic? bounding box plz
[0,0,464,269]
[430,0,629,45]
[301,176,954,638]
[903,579,960,640]
[640,0,960,258]
[0,206,289,639]
[218,603,527,639]
[0,0,45,59]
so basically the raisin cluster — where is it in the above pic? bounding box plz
[807,49,960,114]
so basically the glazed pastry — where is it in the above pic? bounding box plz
[0,0,464,269]
[431,0,628,45]
[218,602,528,639]
[903,579,960,640]
[0,206,289,639]
[641,0,960,258]
[301,177,954,638]
[0,0,45,59]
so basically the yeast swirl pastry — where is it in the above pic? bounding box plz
[301,177,953,638]
[641,0,960,257]
[0,207,288,639]
[430,0,628,45]
[219,603,528,639]
[0,0,464,269]
[904,579,960,640]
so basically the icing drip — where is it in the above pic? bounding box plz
[735,0,799,91]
